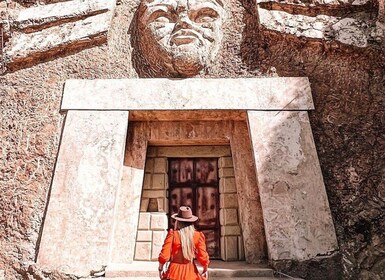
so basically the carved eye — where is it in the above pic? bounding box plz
[155,16,172,23]
[192,8,219,23]
[149,10,176,24]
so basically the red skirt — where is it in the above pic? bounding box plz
[166,262,203,280]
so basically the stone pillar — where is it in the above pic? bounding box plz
[230,121,267,263]
[109,122,148,263]
[247,111,338,261]
[218,155,245,261]
[133,153,169,262]
[37,110,129,274]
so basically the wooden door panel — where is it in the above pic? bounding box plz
[196,186,218,228]
[170,159,193,183]
[201,229,220,258]
[169,186,193,212]
[195,159,218,184]
[168,158,220,258]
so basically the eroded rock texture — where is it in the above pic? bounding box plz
[0,0,384,279]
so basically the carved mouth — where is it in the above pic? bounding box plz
[171,30,201,45]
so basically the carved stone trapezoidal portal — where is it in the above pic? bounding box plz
[132,0,226,77]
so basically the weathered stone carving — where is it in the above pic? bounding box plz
[1,0,116,73]
[256,0,385,48]
[131,0,226,77]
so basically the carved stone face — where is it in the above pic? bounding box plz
[137,0,226,77]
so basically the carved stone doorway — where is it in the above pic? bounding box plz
[168,158,220,258]
[37,78,338,274]
[135,145,247,262]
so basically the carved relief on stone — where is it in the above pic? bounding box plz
[131,0,226,77]
[1,0,117,73]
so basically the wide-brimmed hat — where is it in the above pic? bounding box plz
[171,206,198,222]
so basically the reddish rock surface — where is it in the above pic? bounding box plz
[0,0,384,279]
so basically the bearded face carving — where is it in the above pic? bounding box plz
[134,0,226,77]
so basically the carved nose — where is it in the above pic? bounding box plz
[176,13,193,28]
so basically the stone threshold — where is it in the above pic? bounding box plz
[105,260,274,278]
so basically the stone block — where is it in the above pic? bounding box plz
[152,231,167,260]
[138,213,151,230]
[143,174,151,190]
[154,158,168,173]
[142,190,165,198]
[219,177,237,193]
[219,157,233,168]
[230,121,267,263]
[220,209,238,226]
[145,158,154,173]
[155,146,232,157]
[6,12,114,68]
[157,198,165,212]
[36,111,128,273]
[137,230,152,242]
[221,225,241,236]
[220,237,226,260]
[224,236,238,261]
[135,242,151,261]
[163,198,169,213]
[109,165,145,264]
[150,213,168,230]
[219,209,224,226]
[257,0,370,7]
[258,8,371,48]
[140,198,150,212]
[220,194,238,208]
[248,111,338,260]
[152,174,165,190]
[238,236,245,261]
[219,168,234,178]
[61,78,314,111]
[146,147,157,157]
[16,0,116,30]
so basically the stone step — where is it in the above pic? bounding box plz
[102,278,298,280]
[105,261,275,278]
[211,278,300,280]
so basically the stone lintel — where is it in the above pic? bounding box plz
[129,110,247,121]
[61,78,314,111]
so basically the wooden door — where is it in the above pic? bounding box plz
[168,158,220,258]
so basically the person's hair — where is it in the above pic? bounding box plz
[176,221,195,261]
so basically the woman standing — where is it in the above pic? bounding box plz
[158,206,209,280]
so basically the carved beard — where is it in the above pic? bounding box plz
[169,41,208,77]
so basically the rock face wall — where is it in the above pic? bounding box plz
[0,0,384,279]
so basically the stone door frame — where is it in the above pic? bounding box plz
[116,120,266,264]
[135,145,249,262]
[36,78,338,274]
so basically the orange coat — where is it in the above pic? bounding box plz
[158,229,210,280]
